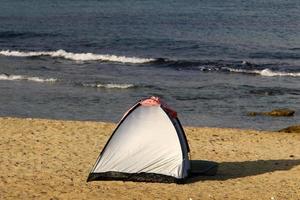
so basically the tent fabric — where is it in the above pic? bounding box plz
[87,97,191,183]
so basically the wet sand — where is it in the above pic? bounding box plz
[1,117,300,199]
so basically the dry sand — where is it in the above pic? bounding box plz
[1,117,300,200]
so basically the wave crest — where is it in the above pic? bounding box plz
[0,74,57,82]
[225,68,300,77]
[0,49,154,64]
[81,83,135,89]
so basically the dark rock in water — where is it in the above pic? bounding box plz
[266,109,295,117]
[248,109,295,117]
[278,125,300,133]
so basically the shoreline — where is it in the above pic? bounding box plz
[0,115,286,132]
[1,117,300,199]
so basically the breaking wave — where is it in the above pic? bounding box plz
[150,59,300,77]
[81,83,135,89]
[0,49,155,64]
[0,73,57,82]
[225,68,300,77]
[1,50,299,77]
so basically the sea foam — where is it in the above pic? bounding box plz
[0,74,57,82]
[0,49,154,64]
[226,68,300,77]
[82,83,135,89]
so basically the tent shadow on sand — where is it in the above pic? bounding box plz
[187,159,300,184]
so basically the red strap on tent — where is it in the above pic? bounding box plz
[162,106,177,118]
[140,96,160,106]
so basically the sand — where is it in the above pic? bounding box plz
[0,117,300,200]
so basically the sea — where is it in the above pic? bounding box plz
[0,0,299,131]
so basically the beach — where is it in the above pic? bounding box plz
[1,0,300,199]
[1,117,299,200]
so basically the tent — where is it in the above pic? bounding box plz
[87,96,217,183]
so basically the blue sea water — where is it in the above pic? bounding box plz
[0,0,299,130]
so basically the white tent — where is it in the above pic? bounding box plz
[87,96,191,183]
